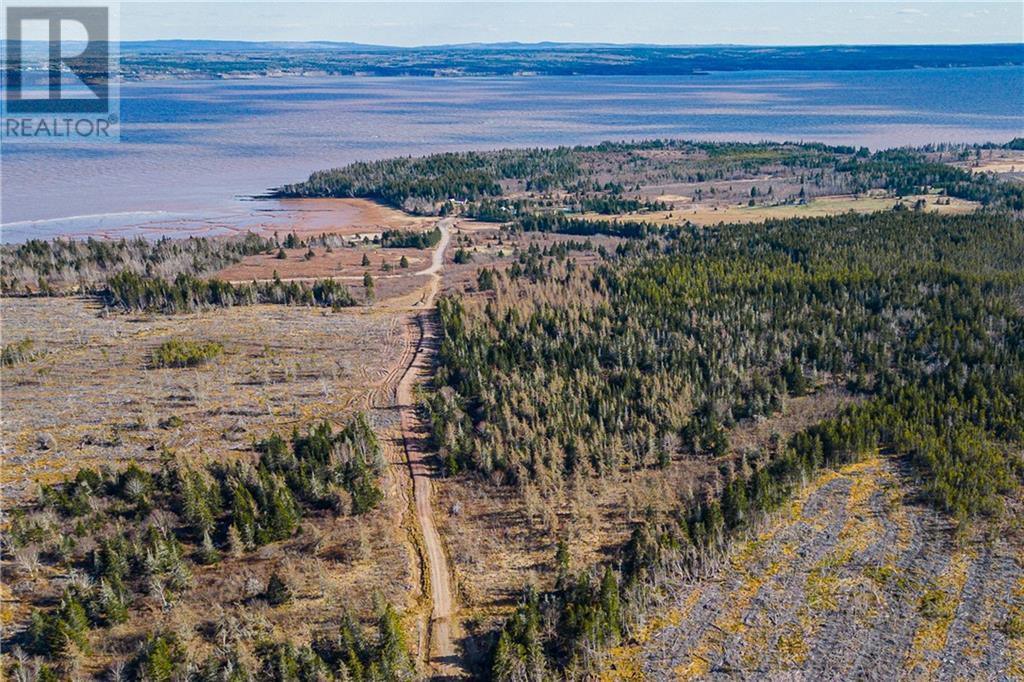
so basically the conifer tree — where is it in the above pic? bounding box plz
[265,571,293,606]
[375,603,414,680]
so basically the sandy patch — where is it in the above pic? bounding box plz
[261,198,436,238]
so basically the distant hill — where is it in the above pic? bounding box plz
[120,39,395,53]
[118,42,1024,78]
[7,40,1022,77]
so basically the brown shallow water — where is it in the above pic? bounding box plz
[3,68,1022,239]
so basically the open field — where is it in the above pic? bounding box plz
[213,243,432,283]
[0,225,466,677]
[211,199,439,283]
[951,149,1024,176]
[1,298,408,500]
[0,298,437,675]
[580,192,979,227]
[603,456,1023,680]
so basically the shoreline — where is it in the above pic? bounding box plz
[0,197,427,245]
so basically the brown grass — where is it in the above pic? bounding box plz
[214,244,431,283]
[1,298,409,499]
[951,150,1024,176]
[579,193,979,228]
[0,295,435,673]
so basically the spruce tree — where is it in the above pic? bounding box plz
[265,571,293,606]
[197,530,221,565]
[375,603,413,680]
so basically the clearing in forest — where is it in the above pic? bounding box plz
[604,457,1022,680]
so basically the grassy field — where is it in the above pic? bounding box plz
[0,296,433,673]
[213,244,431,284]
[1,298,409,498]
[951,149,1024,176]
[581,193,979,227]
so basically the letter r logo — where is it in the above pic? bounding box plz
[4,6,110,113]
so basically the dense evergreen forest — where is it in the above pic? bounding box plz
[380,226,443,249]
[274,147,584,212]
[102,271,357,313]
[514,213,664,239]
[421,210,1024,677]
[4,414,412,680]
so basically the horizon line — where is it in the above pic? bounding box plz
[5,39,1023,49]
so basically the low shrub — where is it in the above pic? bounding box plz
[150,339,224,369]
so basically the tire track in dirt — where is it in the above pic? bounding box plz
[627,457,1023,680]
[343,220,459,676]
[636,470,852,679]
[396,312,462,678]
[364,315,414,411]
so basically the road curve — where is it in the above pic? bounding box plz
[415,219,452,308]
[420,218,453,277]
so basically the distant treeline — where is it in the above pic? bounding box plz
[272,140,852,212]
[464,198,527,222]
[275,139,1023,222]
[593,197,654,214]
[840,149,1024,209]
[119,43,1024,79]
[102,271,357,313]
[1,233,274,295]
[273,147,584,212]
[515,213,664,239]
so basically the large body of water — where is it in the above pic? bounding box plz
[2,67,1022,240]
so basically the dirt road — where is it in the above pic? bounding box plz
[413,217,452,308]
[391,219,462,676]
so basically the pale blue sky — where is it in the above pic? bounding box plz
[118,1,1023,45]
